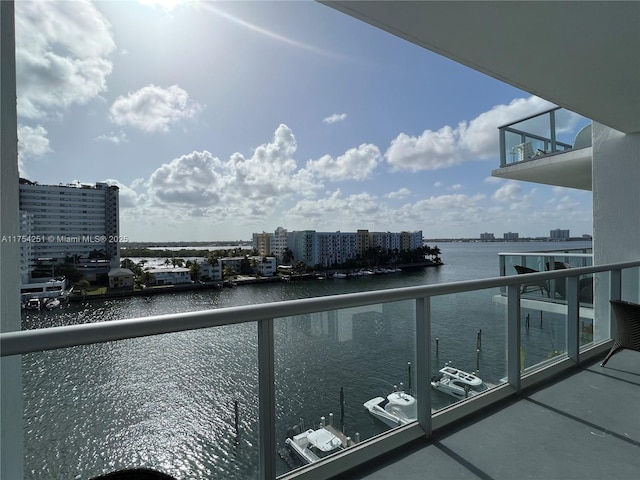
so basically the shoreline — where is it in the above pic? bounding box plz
[68,262,442,302]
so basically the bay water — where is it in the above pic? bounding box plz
[21,241,591,479]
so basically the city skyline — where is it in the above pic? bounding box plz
[15,0,593,242]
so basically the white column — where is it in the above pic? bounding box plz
[1,1,24,478]
[592,122,640,341]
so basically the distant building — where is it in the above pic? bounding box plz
[18,179,120,282]
[480,232,495,241]
[146,267,192,286]
[108,268,134,290]
[253,228,423,267]
[503,232,519,241]
[196,258,222,281]
[550,229,570,241]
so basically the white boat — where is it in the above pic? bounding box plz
[333,273,347,279]
[430,365,489,399]
[364,389,417,427]
[285,417,348,464]
[44,298,61,309]
[25,298,41,310]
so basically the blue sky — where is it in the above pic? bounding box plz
[15,0,593,242]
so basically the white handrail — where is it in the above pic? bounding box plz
[1,261,637,357]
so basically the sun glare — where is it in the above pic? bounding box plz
[138,0,195,12]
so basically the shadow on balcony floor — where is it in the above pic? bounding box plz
[338,350,640,480]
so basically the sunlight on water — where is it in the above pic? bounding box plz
[21,241,591,479]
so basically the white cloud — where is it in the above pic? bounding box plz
[304,144,381,181]
[109,84,201,133]
[143,124,317,218]
[95,132,128,144]
[385,125,458,171]
[484,176,501,184]
[103,179,147,209]
[15,0,115,119]
[385,96,560,171]
[433,181,443,188]
[323,113,347,124]
[385,188,411,199]
[18,125,51,160]
[450,184,463,191]
[492,181,524,203]
[286,190,384,229]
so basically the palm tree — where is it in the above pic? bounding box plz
[282,248,294,264]
[189,261,201,281]
[223,266,236,281]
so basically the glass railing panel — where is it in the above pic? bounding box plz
[498,107,591,166]
[508,110,553,141]
[520,305,568,372]
[23,326,259,480]
[430,288,506,408]
[274,301,416,475]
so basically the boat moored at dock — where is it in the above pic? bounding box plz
[284,414,355,465]
[431,364,489,399]
[364,387,417,428]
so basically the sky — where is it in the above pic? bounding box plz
[14,0,593,242]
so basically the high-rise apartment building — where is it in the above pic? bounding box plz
[550,228,570,241]
[18,180,120,279]
[503,232,519,241]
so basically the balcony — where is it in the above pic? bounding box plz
[1,260,639,480]
[492,108,593,191]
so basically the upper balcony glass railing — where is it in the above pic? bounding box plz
[498,107,592,167]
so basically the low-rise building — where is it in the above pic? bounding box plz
[107,268,134,290]
[146,267,192,286]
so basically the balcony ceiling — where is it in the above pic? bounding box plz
[321,1,640,134]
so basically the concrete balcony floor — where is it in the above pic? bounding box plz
[342,350,640,480]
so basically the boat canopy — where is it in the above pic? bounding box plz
[307,429,341,452]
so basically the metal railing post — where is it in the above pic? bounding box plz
[415,297,432,436]
[258,318,276,480]
[550,109,557,151]
[507,285,521,391]
[499,127,506,166]
[566,276,580,362]
[609,269,622,340]
[610,269,622,301]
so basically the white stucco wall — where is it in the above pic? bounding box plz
[592,122,640,340]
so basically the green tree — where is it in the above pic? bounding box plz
[189,261,201,281]
[136,271,155,288]
[282,248,294,264]
[223,266,236,281]
[121,258,143,276]
[75,279,90,294]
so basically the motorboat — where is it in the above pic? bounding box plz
[284,415,349,464]
[431,364,489,399]
[25,298,41,310]
[44,298,61,309]
[333,273,347,279]
[364,388,417,428]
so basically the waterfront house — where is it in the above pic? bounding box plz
[1,2,638,480]
[145,267,193,286]
[107,268,134,291]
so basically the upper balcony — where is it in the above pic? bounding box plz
[492,107,593,191]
